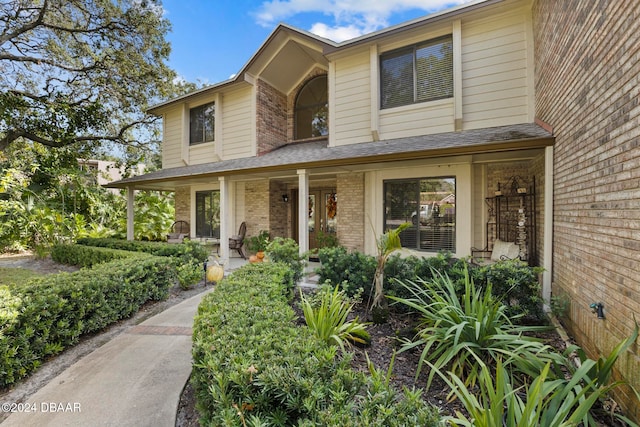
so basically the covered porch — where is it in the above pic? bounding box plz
[106,123,555,301]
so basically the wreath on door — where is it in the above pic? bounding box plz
[326,193,337,219]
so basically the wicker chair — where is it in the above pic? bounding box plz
[229,222,247,259]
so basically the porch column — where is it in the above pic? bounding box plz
[126,186,134,241]
[543,146,554,304]
[297,169,309,255]
[219,176,230,262]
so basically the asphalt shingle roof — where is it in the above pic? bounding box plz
[107,123,553,189]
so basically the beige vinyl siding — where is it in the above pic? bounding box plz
[462,11,531,129]
[221,86,253,159]
[332,50,372,146]
[379,100,455,138]
[189,142,216,165]
[162,106,184,168]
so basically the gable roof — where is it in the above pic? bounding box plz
[148,0,502,114]
[107,123,553,190]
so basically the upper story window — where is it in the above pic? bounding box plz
[380,35,453,109]
[295,75,328,139]
[189,102,215,145]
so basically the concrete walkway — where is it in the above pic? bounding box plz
[1,257,319,427]
[2,289,213,427]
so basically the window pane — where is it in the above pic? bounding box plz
[190,102,215,145]
[380,48,413,109]
[384,180,419,249]
[416,36,453,102]
[384,177,456,252]
[295,76,328,139]
[195,190,220,237]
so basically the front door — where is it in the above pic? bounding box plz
[308,189,337,251]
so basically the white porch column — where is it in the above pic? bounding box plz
[297,169,309,255]
[543,146,554,304]
[126,186,135,241]
[219,176,230,262]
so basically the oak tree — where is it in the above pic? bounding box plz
[0,0,178,153]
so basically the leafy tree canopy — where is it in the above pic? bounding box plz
[0,0,185,156]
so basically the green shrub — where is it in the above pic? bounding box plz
[176,260,203,289]
[76,237,208,264]
[0,255,174,387]
[300,285,370,351]
[266,237,306,284]
[316,246,376,296]
[192,262,441,426]
[51,243,137,267]
[475,259,545,322]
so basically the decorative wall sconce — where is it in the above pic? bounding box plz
[282,194,289,202]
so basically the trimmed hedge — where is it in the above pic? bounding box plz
[76,237,209,264]
[0,255,175,387]
[192,262,441,426]
[51,243,139,268]
[317,247,544,322]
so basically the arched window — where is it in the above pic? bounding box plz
[294,75,328,139]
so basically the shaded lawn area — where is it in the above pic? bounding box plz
[0,266,45,286]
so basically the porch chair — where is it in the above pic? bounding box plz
[470,239,520,265]
[167,220,190,243]
[229,221,247,259]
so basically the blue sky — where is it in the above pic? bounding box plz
[161,0,480,85]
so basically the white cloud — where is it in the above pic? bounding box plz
[255,0,481,42]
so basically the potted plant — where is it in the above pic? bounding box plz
[247,230,270,262]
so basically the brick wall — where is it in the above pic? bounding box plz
[174,186,190,225]
[533,0,640,418]
[337,173,364,251]
[244,180,270,239]
[256,79,287,155]
[269,180,289,238]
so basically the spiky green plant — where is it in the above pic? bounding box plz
[390,266,553,389]
[301,285,370,351]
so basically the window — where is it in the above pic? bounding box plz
[189,102,215,145]
[195,190,220,238]
[380,35,453,109]
[384,177,456,252]
[295,75,328,139]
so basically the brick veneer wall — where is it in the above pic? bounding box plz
[244,180,270,240]
[256,79,287,155]
[269,180,289,239]
[337,173,364,252]
[533,0,640,418]
[174,186,190,225]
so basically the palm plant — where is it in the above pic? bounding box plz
[369,222,411,323]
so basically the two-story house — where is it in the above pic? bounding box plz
[111,0,552,280]
[109,0,640,417]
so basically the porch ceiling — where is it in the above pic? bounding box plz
[107,123,553,191]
